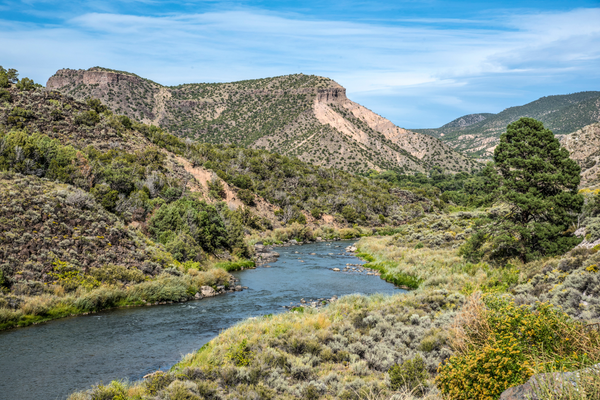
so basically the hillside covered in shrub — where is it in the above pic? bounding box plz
[46,67,480,174]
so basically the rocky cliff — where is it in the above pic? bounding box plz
[47,68,146,89]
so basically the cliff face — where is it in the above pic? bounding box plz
[45,67,479,174]
[47,68,145,90]
[316,87,347,103]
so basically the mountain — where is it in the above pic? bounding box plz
[560,122,600,187]
[46,67,480,174]
[414,91,600,160]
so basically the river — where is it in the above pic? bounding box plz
[0,241,402,400]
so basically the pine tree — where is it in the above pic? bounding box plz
[464,118,583,263]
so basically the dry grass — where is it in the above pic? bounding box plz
[449,292,490,354]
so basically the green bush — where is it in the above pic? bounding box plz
[149,197,240,258]
[165,233,203,262]
[339,228,359,239]
[310,207,322,219]
[0,89,11,103]
[75,110,100,126]
[15,77,39,91]
[231,174,253,190]
[226,338,254,366]
[342,206,358,223]
[86,98,108,114]
[238,188,255,206]
[388,355,428,395]
[207,178,226,199]
[91,184,119,212]
[89,381,127,400]
[118,115,132,129]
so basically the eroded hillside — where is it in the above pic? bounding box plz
[561,122,600,187]
[47,67,479,174]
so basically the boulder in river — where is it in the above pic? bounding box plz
[254,243,280,265]
[200,286,217,297]
[333,268,340,272]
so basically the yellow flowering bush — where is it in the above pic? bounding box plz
[436,294,600,400]
[586,264,598,273]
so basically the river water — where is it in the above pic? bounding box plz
[0,241,402,400]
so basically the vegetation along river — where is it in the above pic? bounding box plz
[0,241,403,400]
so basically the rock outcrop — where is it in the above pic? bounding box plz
[47,68,145,91]
[316,87,347,103]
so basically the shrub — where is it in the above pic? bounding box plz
[227,339,253,366]
[86,98,108,114]
[16,77,39,91]
[238,189,255,206]
[339,228,359,239]
[388,355,428,395]
[89,381,128,400]
[49,260,100,291]
[118,115,132,129]
[231,174,253,190]
[165,233,203,262]
[144,372,175,395]
[207,177,226,199]
[342,206,358,223]
[91,184,119,212]
[74,110,100,126]
[0,89,11,103]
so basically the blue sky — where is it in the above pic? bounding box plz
[1,1,599,128]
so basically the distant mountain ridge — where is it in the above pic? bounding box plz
[413,91,600,160]
[46,67,479,174]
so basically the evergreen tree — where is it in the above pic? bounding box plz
[463,118,583,263]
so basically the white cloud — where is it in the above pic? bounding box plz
[1,7,598,127]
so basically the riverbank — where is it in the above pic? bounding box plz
[0,221,392,332]
[0,261,253,331]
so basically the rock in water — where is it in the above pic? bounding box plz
[200,286,217,297]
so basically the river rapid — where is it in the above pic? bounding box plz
[0,241,403,400]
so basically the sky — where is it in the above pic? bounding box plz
[1,0,599,128]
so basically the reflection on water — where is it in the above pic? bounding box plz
[0,241,402,400]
